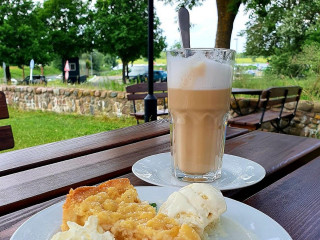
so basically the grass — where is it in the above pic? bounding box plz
[0,65,61,80]
[0,107,136,153]
[236,57,268,64]
[233,73,319,101]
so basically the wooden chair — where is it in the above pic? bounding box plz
[0,91,14,151]
[228,86,302,132]
[126,82,168,124]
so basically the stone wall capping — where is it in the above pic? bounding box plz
[77,89,83,97]
[297,101,313,112]
[109,92,118,98]
[94,90,101,97]
[35,88,42,94]
[83,90,90,96]
[100,90,108,98]
[313,102,320,113]
[117,92,125,99]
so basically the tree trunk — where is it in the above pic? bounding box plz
[215,0,241,49]
[122,60,127,84]
[5,66,11,85]
[41,65,44,76]
[126,64,130,78]
[22,65,25,80]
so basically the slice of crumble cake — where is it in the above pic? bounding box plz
[61,178,200,240]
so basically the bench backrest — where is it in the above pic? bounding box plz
[259,86,302,124]
[126,82,168,118]
[0,91,14,151]
[259,86,302,108]
[126,82,168,101]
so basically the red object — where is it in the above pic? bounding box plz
[64,60,70,80]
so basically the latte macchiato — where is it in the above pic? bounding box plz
[167,49,235,182]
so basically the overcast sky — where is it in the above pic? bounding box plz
[155,0,249,53]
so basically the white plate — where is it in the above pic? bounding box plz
[132,153,266,190]
[11,186,291,240]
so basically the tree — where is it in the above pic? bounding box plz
[94,0,166,83]
[159,0,244,49]
[0,0,53,82]
[40,0,93,68]
[82,50,106,74]
[243,0,320,76]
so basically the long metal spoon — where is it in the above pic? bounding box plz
[178,7,190,48]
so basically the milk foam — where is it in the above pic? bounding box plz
[167,51,233,90]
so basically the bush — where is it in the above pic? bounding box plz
[269,52,301,77]
[291,42,320,75]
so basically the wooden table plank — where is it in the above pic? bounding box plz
[244,157,320,240]
[0,121,247,177]
[0,127,248,216]
[2,130,319,217]
[223,131,320,200]
[0,120,170,176]
[0,135,170,216]
[232,88,263,95]
[226,126,249,139]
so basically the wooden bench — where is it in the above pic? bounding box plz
[0,91,14,151]
[228,86,302,132]
[126,82,168,124]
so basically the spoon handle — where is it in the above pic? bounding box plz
[178,7,190,48]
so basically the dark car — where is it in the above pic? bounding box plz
[22,75,47,85]
[143,70,167,82]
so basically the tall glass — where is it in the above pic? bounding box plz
[167,48,235,182]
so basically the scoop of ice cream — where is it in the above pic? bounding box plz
[158,183,226,235]
[51,216,115,240]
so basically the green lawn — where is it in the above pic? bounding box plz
[235,57,268,64]
[233,73,319,101]
[0,107,136,153]
[0,65,61,80]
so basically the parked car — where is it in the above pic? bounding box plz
[10,78,18,85]
[128,65,148,82]
[244,70,256,76]
[142,70,167,82]
[22,75,47,85]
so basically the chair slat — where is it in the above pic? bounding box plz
[126,82,167,93]
[259,96,299,107]
[0,92,9,119]
[127,92,167,101]
[0,125,14,151]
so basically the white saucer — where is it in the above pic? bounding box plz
[132,152,266,190]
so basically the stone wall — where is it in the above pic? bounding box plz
[230,98,320,138]
[0,85,145,118]
[2,85,320,137]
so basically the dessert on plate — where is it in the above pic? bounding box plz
[52,178,226,240]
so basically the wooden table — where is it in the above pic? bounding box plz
[232,88,263,95]
[1,120,320,239]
